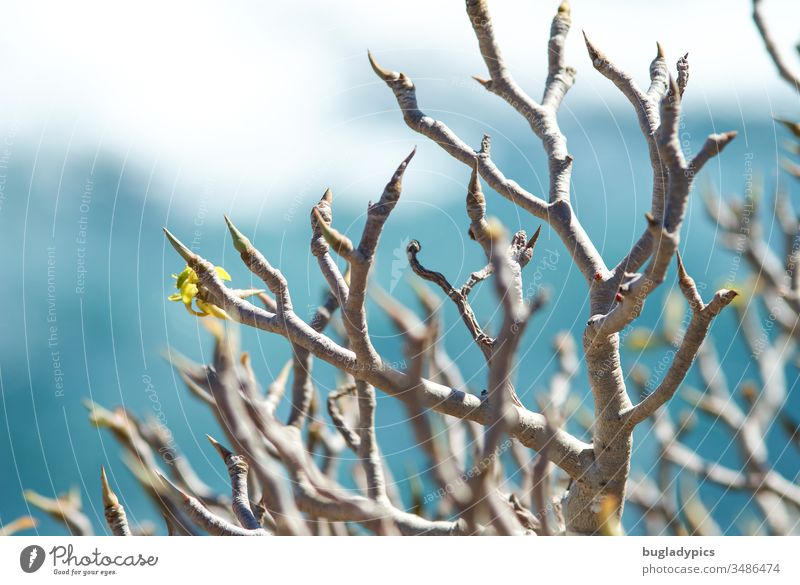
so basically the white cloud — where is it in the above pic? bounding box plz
[0,0,797,211]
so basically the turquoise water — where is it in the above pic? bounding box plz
[1,104,798,535]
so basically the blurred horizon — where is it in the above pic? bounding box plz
[0,0,798,210]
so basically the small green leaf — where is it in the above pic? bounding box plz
[168,263,232,320]
[197,299,230,320]
[214,266,232,281]
[180,283,198,305]
[183,302,206,317]
[176,267,192,289]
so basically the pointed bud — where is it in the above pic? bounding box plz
[312,207,354,258]
[717,289,738,306]
[206,434,234,462]
[582,31,602,64]
[272,359,292,395]
[775,117,800,139]
[466,162,486,221]
[312,188,333,225]
[231,288,266,299]
[472,75,491,90]
[154,470,189,502]
[367,51,397,82]
[383,147,416,201]
[666,74,681,103]
[675,250,688,281]
[224,215,252,254]
[163,228,197,263]
[525,225,542,251]
[100,466,119,508]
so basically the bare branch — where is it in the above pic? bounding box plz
[583,32,648,111]
[223,216,293,316]
[676,52,690,97]
[24,488,93,536]
[156,472,269,536]
[137,414,221,506]
[101,467,131,536]
[166,227,593,478]
[368,49,605,281]
[689,131,740,177]
[316,150,416,368]
[622,255,737,428]
[646,43,669,100]
[753,0,800,92]
[0,516,37,536]
[355,381,389,503]
[310,188,349,307]
[206,435,264,531]
[406,239,494,358]
[589,85,736,336]
[326,383,361,452]
[543,2,578,109]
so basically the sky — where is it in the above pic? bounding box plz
[0,0,798,211]
[1,0,799,535]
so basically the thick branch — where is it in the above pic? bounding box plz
[355,381,389,503]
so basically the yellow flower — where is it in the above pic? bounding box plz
[168,265,231,319]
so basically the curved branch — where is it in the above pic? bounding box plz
[368,50,604,281]
[206,435,264,531]
[622,255,737,428]
[406,239,494,358]
[753,0,800,92]
[156,472,269,536]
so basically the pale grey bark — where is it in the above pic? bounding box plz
[157,0,739,534]
[369,0,735,534]
[753,0,800,92]
[621,255,737,428]
[32,0,792,538]
[156,471,269,536]
[206,435,263,531]
[100,466,131,536]
[24,488,93,536]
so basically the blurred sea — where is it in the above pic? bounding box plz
[1,101,799,535]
